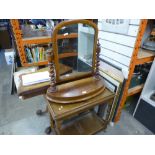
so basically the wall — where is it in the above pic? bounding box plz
[98,19,141,78]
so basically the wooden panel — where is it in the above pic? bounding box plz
[100,55,129,72]
[22,33,78,45]
[46,77,106,104]
[136,48,155,65]
[100,48,131,66]
[59,52,78,59]
[23,61,48,67]
[138,48,154,58]
[130,19,141,25]
[128,84,144,97]
[47,88,114,120]
[23,52,78,67]
[58,111,106,135]
[100,39,133,57]
[99,31,136,47]
[23,38,51,45]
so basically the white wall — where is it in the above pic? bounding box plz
[98,19,141,78]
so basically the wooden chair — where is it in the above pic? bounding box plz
[45,19,115,135]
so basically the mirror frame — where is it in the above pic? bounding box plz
[51,19,98,84]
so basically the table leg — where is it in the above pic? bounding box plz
[45,114,55,135]
[97,99,114,130]
[50,114,54,128]
[55,120,63,135]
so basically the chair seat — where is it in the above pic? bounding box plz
[46,76,105,104]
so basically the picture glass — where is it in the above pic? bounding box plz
[56,23,95,81]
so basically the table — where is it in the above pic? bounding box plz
[46,88,115,135]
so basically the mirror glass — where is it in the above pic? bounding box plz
[56,23,95,81]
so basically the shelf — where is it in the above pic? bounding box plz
[58,111,106,135]
[22,32,78,67]
[59,52,78,59]
[24,52,78,67]
[23,61,48,67]
[128,84,144,97]
[21,25,51,39]
[136,48,155,65]
[22,33,78,45]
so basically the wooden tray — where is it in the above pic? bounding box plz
[46,76,105,104]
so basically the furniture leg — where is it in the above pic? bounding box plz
[55,120,63,135]
[45,114,55,135]
[36,105,48,116]
[45,126,52,135]
[50,114,54,128]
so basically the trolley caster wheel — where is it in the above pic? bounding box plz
[103,129,107,133]
[45,126,52,135]
[36,109,44,116]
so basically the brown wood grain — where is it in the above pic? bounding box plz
[46,76,105,104]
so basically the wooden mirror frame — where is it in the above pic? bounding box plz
[47,19,100,93]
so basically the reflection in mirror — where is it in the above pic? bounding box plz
[57,23,95,80]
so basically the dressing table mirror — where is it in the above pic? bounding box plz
[46,19,106,104]
[44,20,115,135]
